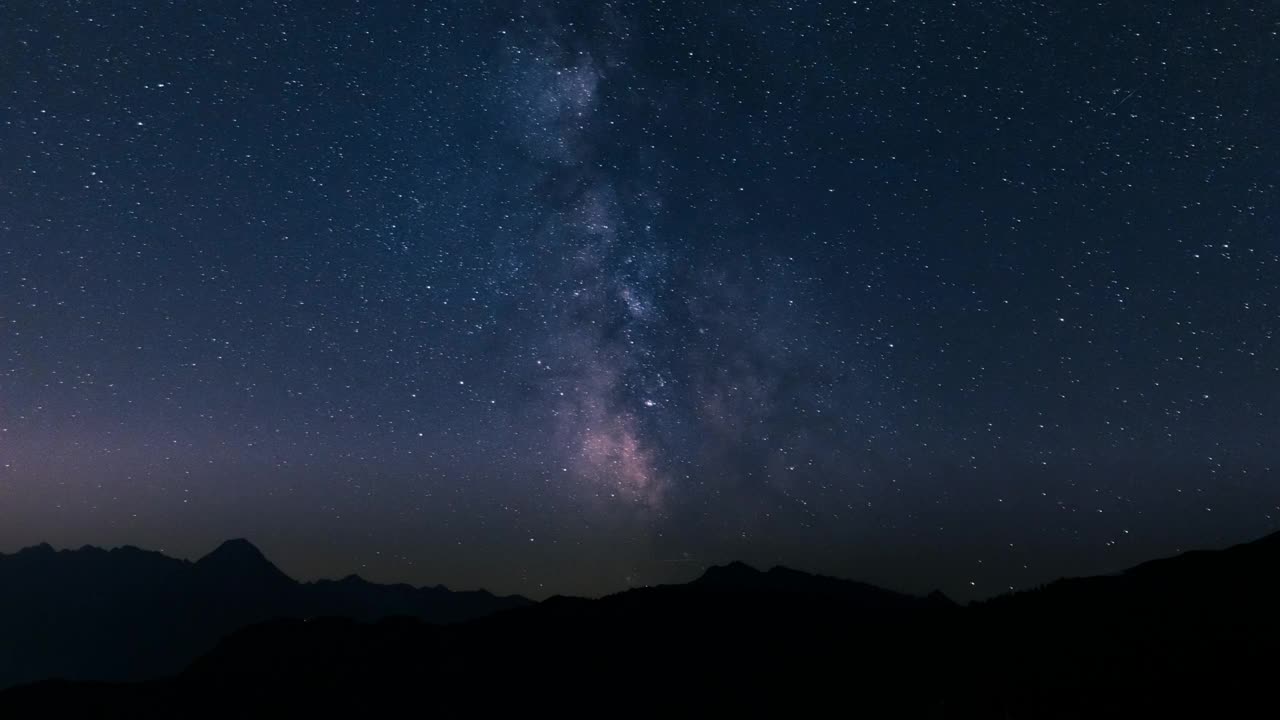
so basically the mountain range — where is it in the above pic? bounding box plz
[2,531,1279,717]
[0,539,530,689]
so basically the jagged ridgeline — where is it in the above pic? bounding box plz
[0,540,530,689]
[2,532,1280,716]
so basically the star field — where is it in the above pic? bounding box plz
[2,1,1277,599]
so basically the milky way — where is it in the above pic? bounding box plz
[500,15,670,508]
[2,0,1277,599]
[491,7,884,521]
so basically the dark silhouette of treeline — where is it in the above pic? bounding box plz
[2,532,1278,717]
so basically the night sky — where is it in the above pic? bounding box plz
[2,1,1277,601]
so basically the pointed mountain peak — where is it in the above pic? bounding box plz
[200,538,268,563]
[195,539,291,585]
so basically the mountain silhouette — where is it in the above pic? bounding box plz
[1,531,1278,717]
[193,539,291,582]
[0,540,530,689]
[978,529,1280,616]
[691,561,957,608]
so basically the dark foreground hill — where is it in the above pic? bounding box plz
[3,532,1279,717]
[0,539,530,689]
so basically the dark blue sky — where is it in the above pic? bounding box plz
[2,0,1276,599]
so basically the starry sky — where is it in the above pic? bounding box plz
[2,1,1277,600]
